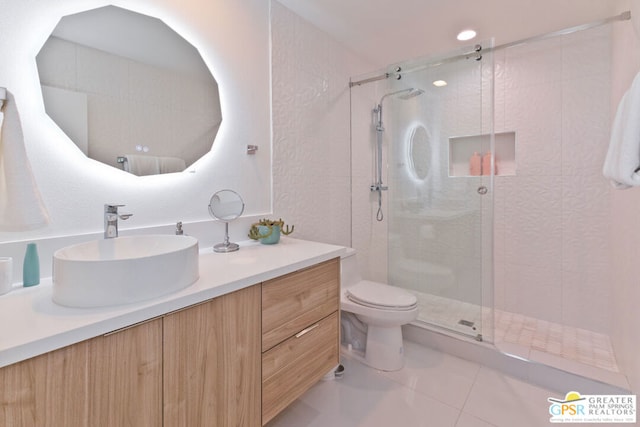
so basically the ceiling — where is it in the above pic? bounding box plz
[276,0,628,69]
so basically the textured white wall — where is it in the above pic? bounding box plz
[493,26,612,333]
[271,1,371,248]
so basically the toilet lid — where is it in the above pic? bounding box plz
[346,281,418,311]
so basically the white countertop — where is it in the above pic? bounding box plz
[0,238,345,368]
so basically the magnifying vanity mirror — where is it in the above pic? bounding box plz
[208,189,244,253]
[36,5,222,176]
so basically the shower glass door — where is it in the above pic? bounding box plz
[384,48,494,341]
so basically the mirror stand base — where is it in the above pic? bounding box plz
[214,242,240,253]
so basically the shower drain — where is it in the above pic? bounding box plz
[458,319,476,329]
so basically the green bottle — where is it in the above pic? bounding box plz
[23,243,40,287]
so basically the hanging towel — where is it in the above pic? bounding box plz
[603,72,640,189]
[123,154,160,176]
[0,90,50,231]
[158,156,186,174]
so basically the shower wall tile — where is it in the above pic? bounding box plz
[492,177,507,266]
[504,262,563,324]
[504,82,563,177]
[495,26,612,332]
[561,175,610,280]
[561,76,611,176]
[503,38,563,90]
[493,260,506,312]
[493,51,507,134]
[503,176,563,269]
[561,269,610,333]
[562,26,612,82]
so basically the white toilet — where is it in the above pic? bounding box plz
[340,248,419,371]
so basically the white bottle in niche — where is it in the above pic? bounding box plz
[469,152,481,176]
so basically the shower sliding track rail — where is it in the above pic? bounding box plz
[349,11,630,88]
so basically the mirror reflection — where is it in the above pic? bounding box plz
[409,125,431,180]
[36,5,222,176]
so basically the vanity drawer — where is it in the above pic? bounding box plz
[262,311,339,425]
[262,258,339,352]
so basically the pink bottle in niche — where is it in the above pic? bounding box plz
[482,151,497,176]
[469,152,481,176]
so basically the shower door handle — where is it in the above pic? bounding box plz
[477,186,488,195]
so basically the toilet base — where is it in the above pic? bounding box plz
[365,325,405,371]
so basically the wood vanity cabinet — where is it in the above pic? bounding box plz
[261,258,340,425]
[163,284,261,427]
[0,317,163,427]
[0,286,260,427]
[0,258,340,427]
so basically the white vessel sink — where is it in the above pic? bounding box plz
[52,235,199,308]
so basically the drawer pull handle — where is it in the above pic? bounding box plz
[295,323,320,338]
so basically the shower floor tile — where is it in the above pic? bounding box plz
[412,290,620,376]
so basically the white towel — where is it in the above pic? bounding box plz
[158,156,186,174]
[603,72,640,189]
[123,154,160,176]
[0,90,50,231]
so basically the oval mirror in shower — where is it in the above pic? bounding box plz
[409,125,431,180]
[208,189,244,252]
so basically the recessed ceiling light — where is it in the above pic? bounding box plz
[457,29,477,41]
[433,80,447,87]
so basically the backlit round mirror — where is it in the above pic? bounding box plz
[409,124,431,180]
[208,189,244,252]
[36,5,222,176]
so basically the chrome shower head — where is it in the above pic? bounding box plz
[375,87,424,131]
[379,87,424,104]
[398,88,424,100]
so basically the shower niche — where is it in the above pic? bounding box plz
[449,131,516,177]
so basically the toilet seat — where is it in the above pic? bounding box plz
[346,281,418,311]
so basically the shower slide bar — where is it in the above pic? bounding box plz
[489,10,630,52]
[349,46,482,87]
[349,11,630,88]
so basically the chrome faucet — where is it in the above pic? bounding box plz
[104,204,133,239]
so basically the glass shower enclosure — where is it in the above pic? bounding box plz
[350,45,495,342]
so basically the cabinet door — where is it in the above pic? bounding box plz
[0,318,162,427]
[88,318,163,426]
[163,285,261,427]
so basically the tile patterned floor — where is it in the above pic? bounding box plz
[493,311,618,372]
[267,341,605,427]
[413,290,619,373]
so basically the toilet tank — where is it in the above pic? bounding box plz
[340,248,362,288]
